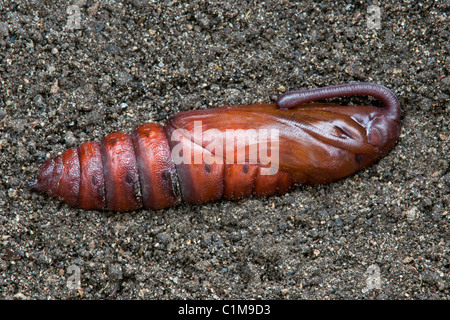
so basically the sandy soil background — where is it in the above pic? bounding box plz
[0,0,448,299]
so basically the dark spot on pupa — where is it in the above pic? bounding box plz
[161,171,170,181]
[204,164,211,173]
[355,154,362,164]
[243,164,249,174]
[109,138,119,146]
[92,175,97,186]
[126,173,134,184]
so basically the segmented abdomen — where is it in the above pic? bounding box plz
[30,120,293,211]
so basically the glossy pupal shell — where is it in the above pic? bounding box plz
[166,99,400,189]
[29,123,180,211]
[29,83,401,211]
